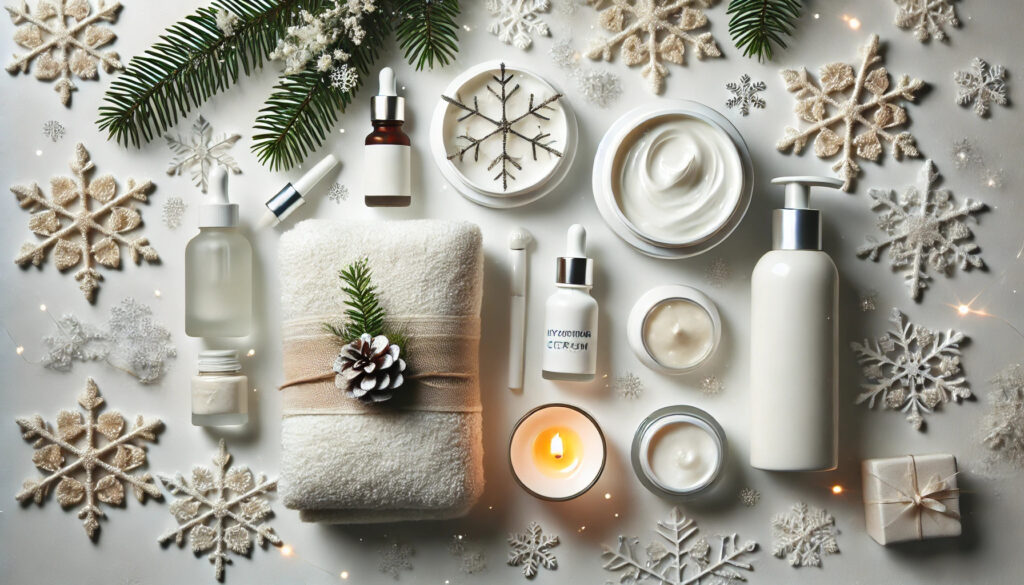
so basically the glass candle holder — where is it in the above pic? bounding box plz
[631,405,726,497]
[627,285,721,374]
[509,404,606,501]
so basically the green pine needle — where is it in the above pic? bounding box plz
[727,0,802,62]
[394,0,461,71]
[324,258,407,352]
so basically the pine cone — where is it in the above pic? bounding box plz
[333,333,406,403]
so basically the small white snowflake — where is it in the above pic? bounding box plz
[165,115,242,193]
[215,8,239,36]
[104,297,176,384]
[42,119,65,141]
[487,0,551,50]
[739,487,760,507]
[857,159,985,300]
[851,307,969,430]
[614,371,644,399]
[16,378,163,539]
[329,63,358,92]
[980,364,1024,471]
[549,38,579,68]
[771,502,839,568]
[954,58,1008,118]
[379,541,414,579]
[327,182,349,203]
[508,522,559,579]
[700,375,723,395]
[158,440,281,581]
[893,0,959,42]
[725,74,766,116]
[162,196,187,229]
[704,257,731,288]
[574,67,622,108]
[859,290,878,312]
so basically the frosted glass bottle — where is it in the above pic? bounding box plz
[185,167,252,337]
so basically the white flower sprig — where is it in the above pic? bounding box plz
[270,0,377,75]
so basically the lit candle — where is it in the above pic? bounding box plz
[628,285,721,374]
[632,406,726,497]
[510,404,606,500]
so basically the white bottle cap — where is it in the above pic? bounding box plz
[197,349,242,373]
[199,166,239,228]
[258,154,339,228]
[294,153,339,194]
[556,224,593,286]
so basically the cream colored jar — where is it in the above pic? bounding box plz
[628,285,721,374]
[191,350,248,426]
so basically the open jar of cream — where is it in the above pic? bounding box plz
[627,285,721,374]
[631,405,726,497]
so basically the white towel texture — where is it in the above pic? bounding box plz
[278,219,485,523]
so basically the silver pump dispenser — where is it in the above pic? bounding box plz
[769,176,844,250]
[555,224,593,286]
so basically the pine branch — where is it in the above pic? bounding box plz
[394,0,461,70]
[727,0,802,62]
[97,0,323,148]
[324,257,407,352]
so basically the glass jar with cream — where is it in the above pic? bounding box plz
[627,285,721,374]
[631,405,726,497]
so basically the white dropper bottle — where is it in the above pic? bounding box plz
[542,224,598,382]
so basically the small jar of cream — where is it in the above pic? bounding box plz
[191,350,248,426]
[628,285,721,374]
[631,405,726,497]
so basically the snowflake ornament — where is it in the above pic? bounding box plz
[42,119,65,141]
[851,308,969,430]
[575,67,623,108]
[954,58,1008,118]
[980,364,1024,471]
[602,507,757,585]
[584,0,722,94]
[41,313,107,371]
[487,0,551,50]
[11,142,159,302]
[442,62,564,191]
[158,440,280,581]
[104,297,176,384]
[327,182,349,203]
[771,502,839,568]
[329,63,358,92]
[614,371,644,399]
[739,487,760,507]
[15,378,163,539]
[857,159,985,300]
[379,541,414,579]
[5,0,123,106]
[700,375,723,395]
[725,74,766,116]
[162,196,187,229]
[165,115,242,193]
[777,34,924,191]
[508,522,559,579]
[893,0,958,42]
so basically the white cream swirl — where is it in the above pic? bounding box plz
[615,115,742,245]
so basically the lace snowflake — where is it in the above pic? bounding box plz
[327,182,349,203]
[42,119,65,141]
[602,507,757,585]
[857,159,985,300]
[105,297,176,384]
[771,502,838,568]
[379,541,414,579]
[442,62,564,192]
[777,34,924,191]
[15,378,163,539]
[162,196,187,229]
[11,142,159,302]
[954,58,1008,118]
[893,0,958,42]
[725,74,766,116]
[165,115,241,193]
[851,307,969,430]
[508,522,559,578]
[41,313,107,371]
[739,487,760,507]
[614,372,644,399]
[980,364,1024,471]
[487,0,551,50]
[329,63,358,92]
[584,0,722,95]
[158,440,281,581]
[5,0,123,106]
[550,37,623,107]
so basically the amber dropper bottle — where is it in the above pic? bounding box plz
[364,67,411,207]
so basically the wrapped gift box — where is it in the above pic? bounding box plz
[861,454,961,545]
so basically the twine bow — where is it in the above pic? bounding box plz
[867,455,961,540]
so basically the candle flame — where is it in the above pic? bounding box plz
[550,433,564,459]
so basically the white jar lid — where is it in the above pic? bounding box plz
[198,349,241,373]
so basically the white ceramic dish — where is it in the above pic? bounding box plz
[430,61,578,209]
[593,102,754,258]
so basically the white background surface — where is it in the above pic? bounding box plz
[2,1,1023,583]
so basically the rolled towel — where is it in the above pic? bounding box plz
[278,219,484,523]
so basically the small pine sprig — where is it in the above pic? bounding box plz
[324,258,406,351]
[394,0,461,70]
[727,0,803,62]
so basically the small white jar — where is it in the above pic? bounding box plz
[627,285,721,374]
[631,405,727,497]
[191,350,248,426]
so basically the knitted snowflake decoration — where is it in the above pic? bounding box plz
[508,522,559,578]
[158,440,281,581]
[770,502,838,568]
[165,115,242,193]
[980,364,1024,471]
[954,58,1009,118]
[893,0,958,42]
[15,378,163,539]
[777,34,924,191]
[11,142,159,302]
[602,507,757,585]
[857,159,985,300]
[725,74,766,116]
[851,308,969,430]
[487,0,551,50]
[584,0,722,94]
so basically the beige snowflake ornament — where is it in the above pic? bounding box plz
[5,0,124,106]
[777,34,925,191]
[11,143,159,302]
[584,0,722,94]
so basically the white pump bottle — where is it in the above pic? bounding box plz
[750,176,843,472]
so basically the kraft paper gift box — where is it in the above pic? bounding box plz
[861,453,961,545]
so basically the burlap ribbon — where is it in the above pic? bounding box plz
[278,314,481,415]
[866,455,961,540]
